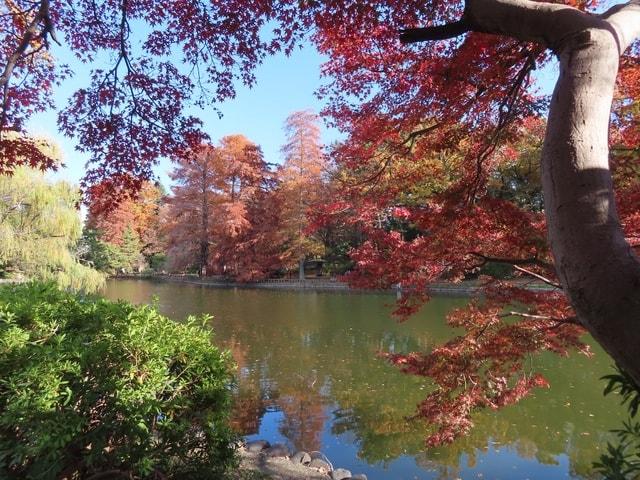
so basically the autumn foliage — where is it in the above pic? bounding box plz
[3,0,640,449]
[162,135,282,280]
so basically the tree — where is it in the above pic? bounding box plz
[431,0,640,390]
[163,145,222,276]
[0,0,308,191]
[279,110,327,279]
[0,166,104,291]
[114,226,145,272]
[211,135,279,279]
[163,136,281,279]
[298,0,640,444]
[85,180,164,272]
[3,0,640,446]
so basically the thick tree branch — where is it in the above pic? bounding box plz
[399,0,607,49]
[500,311,581,326]
[512,265,562,290]
[402,0,640,385]
[0,0,58,131]
[400,20,471,44]
[604,1,640,52]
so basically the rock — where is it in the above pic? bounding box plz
[232,439,245,449]
[264,443,291,458]
[351,475,368,480]
[290,451,312,465]
[310,451,327,460]
[331,468,352,480]
[308,458,332,473]
[246,440,270,452]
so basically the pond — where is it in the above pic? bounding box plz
[103,279,625,480]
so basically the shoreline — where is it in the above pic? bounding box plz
[110,274,552,297]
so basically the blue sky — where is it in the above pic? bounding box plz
[27,43,341,189]
[27,39,559,190]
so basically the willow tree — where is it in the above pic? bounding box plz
[0,167,104,291]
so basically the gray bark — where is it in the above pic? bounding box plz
[540,4,640,386]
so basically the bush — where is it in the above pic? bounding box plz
[0,283,237,479]
[593,365,640,479]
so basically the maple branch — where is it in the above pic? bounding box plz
[501,311,581,326]
[354,122,444,193]
[0,0,59,132]
[512,265,562,289]
[400,20,471,44]
[469,252,553,270]
[401,123,441,149]
[467,46,540,202]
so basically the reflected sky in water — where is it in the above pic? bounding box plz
[103,279,625,480]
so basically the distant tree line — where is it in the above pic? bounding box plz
[82,110,549,283]
[83,111,357,280]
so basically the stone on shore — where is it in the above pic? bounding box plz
[308,458,332,473]
[331,468,352,480]
[246,440,270,452]
[290,451,312,465]
[264,443,291,458]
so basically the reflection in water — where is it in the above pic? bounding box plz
[278,374,327,452]
[103,280,625,480]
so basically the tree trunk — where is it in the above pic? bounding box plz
[200,161,209,278]
[299,257,305,281]
[542,18,640,385]
[199,241,208,277]
[459,0,640,383]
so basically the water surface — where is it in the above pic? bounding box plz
[103,279,624,480]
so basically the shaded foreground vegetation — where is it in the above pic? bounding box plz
[595,366,640,479]
[0,283,237,479]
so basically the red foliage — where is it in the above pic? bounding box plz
[86,179,164,256]
[0,0,302,195]
[302,1,637,446]
[162,137,283,280]
[0,135,59,173]
[3,0,640,448]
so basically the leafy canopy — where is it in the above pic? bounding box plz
[4,0,640,448]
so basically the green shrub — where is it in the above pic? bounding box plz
[0,282,237,479]
[593,365,640,479]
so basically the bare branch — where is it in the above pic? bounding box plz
[501,311,581,326]
[513,265,562,289]
[0,0,58,132]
